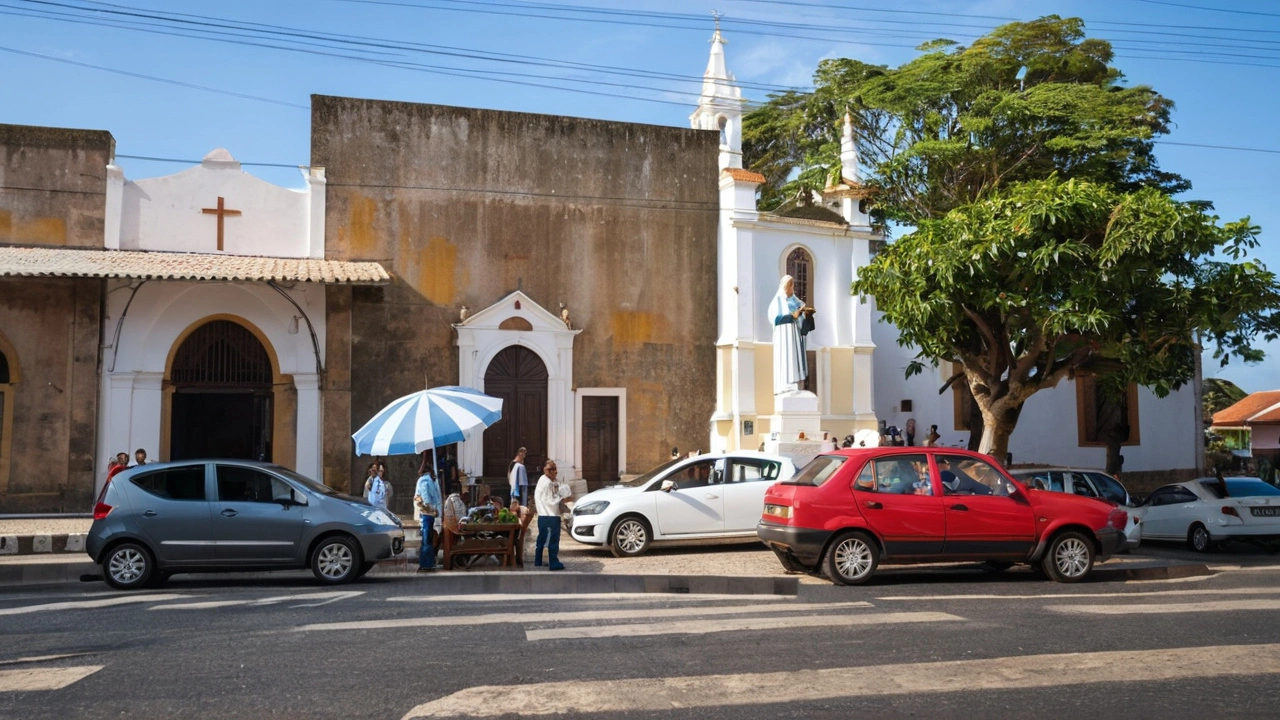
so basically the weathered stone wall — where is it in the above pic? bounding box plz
[313,96,719,489]
[0,124,113,247]
[0,278,102,512]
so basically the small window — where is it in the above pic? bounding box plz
[730,461,780,483]
[789,455,846,487]
[785,247,814,306]
[216,465,293,503]
[854,463,876,492]
[1087,473,1128,505]
[132,466,206,501]
[873,455,930,495]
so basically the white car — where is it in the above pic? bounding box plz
[569,452,797,557]
[1010,467,1142,549]
[1132,477,1280,552]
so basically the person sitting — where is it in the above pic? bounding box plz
[938,459,992,495]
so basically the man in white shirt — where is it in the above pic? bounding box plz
[533,459,572,571]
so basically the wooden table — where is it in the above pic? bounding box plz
[442,522,520,570]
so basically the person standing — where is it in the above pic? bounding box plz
[769,275,811,395]
[508,447,529,502]
[363,462,391,509]
[414,456,442,573]
[131,448,149,468]
[533,459,571,571]
[925,425,941,447]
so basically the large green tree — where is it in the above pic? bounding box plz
[850,177,1280,461]
[743,15,1186,218]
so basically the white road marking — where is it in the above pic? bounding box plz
[387,593,793,604]
[0,666,103,692]
[876,586,1280,602]
[297,601,874,633]
[0,594,187,616]
[401,643,1280,718]
[526,611,963,641]
[1048,599,1280,615]
[151,591,363,611]
[1211,564,1280,573]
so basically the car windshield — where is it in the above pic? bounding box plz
[617,457,684,487]
[270,466,343,496]
[787,455,847,487]
[1200,478,1280,499]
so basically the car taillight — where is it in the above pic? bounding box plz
[1107,509,1128,530]
[1222,506,1240,517]
[93,502,113,520]
[763,503,792,519]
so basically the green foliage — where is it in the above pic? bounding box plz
[742,15,1186,221]
[851,176,1280,454]
[1203,378,1248,421]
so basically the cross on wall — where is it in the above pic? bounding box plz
[201,196,241,251]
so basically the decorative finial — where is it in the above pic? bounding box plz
[711,10,724,40]
[459,305,469,322]
[559,302,572,330]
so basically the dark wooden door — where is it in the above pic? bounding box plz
[582,396,619,490]
[483,346,548,480]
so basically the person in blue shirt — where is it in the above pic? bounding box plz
[414,452,443,572]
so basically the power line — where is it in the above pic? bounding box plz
[1155,140,1280,155]
[1129,0,1280,18]
[115,154,306,168]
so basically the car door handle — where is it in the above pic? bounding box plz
[864,501,882,509]
[950,504,969,511]
[143,510,158,517]
[704,493,719,500]
[221,509,238,517]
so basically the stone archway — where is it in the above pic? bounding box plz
[167,319,276,461]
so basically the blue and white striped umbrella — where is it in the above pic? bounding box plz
[352,386,503,456]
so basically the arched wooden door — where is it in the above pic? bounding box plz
[169,320,274,461]
[483,346,548,482]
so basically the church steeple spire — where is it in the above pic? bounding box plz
[840,112,860,184]
[690,19,744,170]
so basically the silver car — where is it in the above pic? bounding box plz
[1010,467,1141,549]
[88,460,404,589]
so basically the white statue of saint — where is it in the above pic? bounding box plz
[769,274,811,395]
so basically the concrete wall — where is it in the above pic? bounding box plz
[312,96,720,492]
[0,278,101,512]
[0,124,113,248]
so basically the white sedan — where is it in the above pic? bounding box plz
[569,452,797,557]
[1132,477,1280,552]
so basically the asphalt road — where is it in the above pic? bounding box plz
[3,544,1280,720]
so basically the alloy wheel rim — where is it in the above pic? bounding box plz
[616,521,646,554]
[109,548,145,583]
[318,543,353,579]
[835,538,872,580]
[1054,538,1090,577]
[1193,528,1209,551]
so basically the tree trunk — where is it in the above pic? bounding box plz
[976,401,1024,467]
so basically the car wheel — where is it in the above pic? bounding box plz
[981,560,1014,573]
[1041,531,1095,583]
[823,531,878,586]
[1188,524,1213,553]
[103,542,154,590]
[312,536,362,584]
[610,516,651,558]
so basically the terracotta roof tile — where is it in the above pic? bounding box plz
[1248,406,1280,424]
[0,246,389,284]
[1212,390,1280,426]
[723,167,766,184]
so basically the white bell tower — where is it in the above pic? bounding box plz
[689,20,745,171]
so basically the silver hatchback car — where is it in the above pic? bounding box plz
[88,460,405,589]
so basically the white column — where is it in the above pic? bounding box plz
[103,164,124,250]
[306,167,327,259]
[131,372,164,461]
[294,373,322,479]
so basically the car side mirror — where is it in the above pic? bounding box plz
[289,492,309,507]
[661,480,677,493]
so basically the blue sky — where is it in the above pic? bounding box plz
[4,0,1279,392]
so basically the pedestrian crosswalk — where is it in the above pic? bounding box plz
[400,643,1280,719]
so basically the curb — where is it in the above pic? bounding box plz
[1091,561,1213,582]
[0,534,87,555]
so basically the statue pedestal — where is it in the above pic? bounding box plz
[764,391,834,468]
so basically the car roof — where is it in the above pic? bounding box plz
[1010,467,1112,475]
[823,447,1002,464]
[112,459,286,478]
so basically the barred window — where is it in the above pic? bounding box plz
[785,247,814,305]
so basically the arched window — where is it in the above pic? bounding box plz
[785,247,814,305]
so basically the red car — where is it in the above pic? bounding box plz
[757,448,1128,585]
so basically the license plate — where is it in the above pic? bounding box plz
[1251,507,1280,517]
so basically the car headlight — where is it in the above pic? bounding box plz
[361,509,400,527]
[574,500,610,516]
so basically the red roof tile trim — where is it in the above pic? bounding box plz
[723,168,767,184]
[1212,390,1280,426]
[0,246,390,284]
